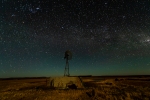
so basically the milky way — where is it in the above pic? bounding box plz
[0,0,150,77]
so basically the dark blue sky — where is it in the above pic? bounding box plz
[0,0,150,78]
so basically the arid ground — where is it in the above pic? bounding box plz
[0,76,150,100]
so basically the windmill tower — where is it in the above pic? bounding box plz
[64,50,72,76]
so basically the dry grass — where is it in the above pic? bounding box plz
[0,77,150,100]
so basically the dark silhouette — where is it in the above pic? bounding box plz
[64,50,72,76]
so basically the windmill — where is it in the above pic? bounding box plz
[64,50,72,76]
[46,50,84,89]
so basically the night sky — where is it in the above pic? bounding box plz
[1,0,150,78]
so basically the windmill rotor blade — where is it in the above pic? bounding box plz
[64,50,72,60]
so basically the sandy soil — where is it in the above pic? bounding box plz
[0,76,150,100]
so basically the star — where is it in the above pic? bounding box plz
[0,0,150,77]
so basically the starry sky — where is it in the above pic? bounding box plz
[0,0,150,78]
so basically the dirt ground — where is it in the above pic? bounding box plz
[0,76,150,100]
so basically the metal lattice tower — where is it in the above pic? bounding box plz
[64,50,72,76]
[64,57,70,76]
